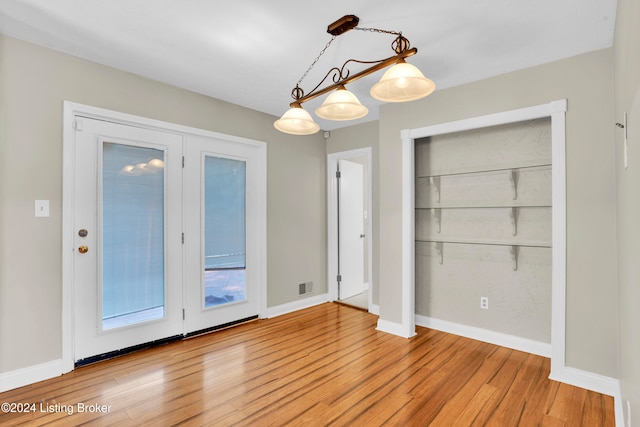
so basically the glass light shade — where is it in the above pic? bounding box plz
[274,106,320,135]
[370,62,435,102]
[315,87,368,121]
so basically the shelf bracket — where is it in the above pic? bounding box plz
[429,176,441,203]
[508,207,518,236]
[508,169,518,200]
[433,241,443,264]
[509,245,519,271]
[431,208,441,233]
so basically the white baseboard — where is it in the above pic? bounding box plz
[376,318,416,338]
[266,293,329,318]
[415,314,552,357]
[0,359,63,393]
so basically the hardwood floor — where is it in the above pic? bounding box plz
[0,303,614,426]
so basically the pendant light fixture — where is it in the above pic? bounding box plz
[273,105,320,135]
[370,60,435,102]
[274,15,435,135]
[315,85,368,120]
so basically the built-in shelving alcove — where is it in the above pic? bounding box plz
[414,117,552,344]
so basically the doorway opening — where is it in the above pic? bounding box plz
[327,148,373,312]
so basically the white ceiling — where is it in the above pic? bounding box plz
[0,0,617,131]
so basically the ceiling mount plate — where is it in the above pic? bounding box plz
[327,15,359,36]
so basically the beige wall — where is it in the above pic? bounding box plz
[614,0,640,421]
[378,48,618,377]
[0,35,327,373]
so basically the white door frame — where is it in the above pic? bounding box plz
[397,100,567,378]
[327,147,373,310]
[62,101,267,373]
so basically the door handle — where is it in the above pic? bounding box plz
[78,245,89,254]
[360,234,365,238]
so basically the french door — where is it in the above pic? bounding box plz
[183,135,263,333]
[73,118,184,361]
[70,114,264,363]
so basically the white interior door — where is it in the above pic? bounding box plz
[183,134,265,334]
[73,117,183,362]
[338,159,365,300]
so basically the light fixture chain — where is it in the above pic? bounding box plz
[297,35,337,87]
[354,26,401,36]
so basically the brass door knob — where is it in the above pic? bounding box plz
[78,245,89,254]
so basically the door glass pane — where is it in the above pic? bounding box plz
[204,156,246,308]
[101,143,165,330]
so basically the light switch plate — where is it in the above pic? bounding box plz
[35,200,50,217]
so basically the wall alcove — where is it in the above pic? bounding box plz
[414,117,552,344]
[398,100,568,379]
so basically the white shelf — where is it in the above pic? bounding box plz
[415,238,551,248]
[417,165,551,208]
[416,238,551,270]
[417,162,551,179]
[416,204,551,209]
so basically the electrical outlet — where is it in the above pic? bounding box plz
[480,297,489,310]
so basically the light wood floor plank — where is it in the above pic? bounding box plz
[0,303,614,426]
